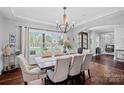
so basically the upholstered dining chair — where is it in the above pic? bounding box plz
[69,54,84,76]
[81,53,93,80]
[54,50,63,56]
[47,55,72,84]
[82,49,92,54]
[69,54,84,84]
[16,54,46,85]
[42,50,52,58]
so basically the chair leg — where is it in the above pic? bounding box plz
[88,69,91,78]
[64,79,68,85]
[44,77,47,85]
[54,82,57,85]
[24,82,28,85]
[72,79,74,85]
[41,78,45,85]
[82,71,85,81]
[70,76,74,85]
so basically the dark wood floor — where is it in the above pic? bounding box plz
[0,54,124,85]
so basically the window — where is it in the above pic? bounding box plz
[29,30,43,55]
[29,28,63,55]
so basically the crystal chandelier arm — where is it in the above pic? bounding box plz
[64,24,68,33]
[68,24,74,32]
[59,24,64,32]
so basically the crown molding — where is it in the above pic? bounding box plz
[76,8,124,27]
[10,7,56,27]
[9,7,124,29]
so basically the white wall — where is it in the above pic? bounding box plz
[2,19,21,49]
[0,16,5,75]
[0,51,3,75]
[0,16,6,48]
[114,26,124,50]
[90,31,100,54]
[114,25,124,60]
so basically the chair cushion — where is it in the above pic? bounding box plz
[28,64,38,70]
[30,67,44,75]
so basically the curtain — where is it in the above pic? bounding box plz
[20,26,29,60]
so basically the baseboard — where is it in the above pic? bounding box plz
[114,59,124,62]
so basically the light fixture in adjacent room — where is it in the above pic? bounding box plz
[56,7,74,33]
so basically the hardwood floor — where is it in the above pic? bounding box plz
[0,69,23,85]
[0,54,124,85]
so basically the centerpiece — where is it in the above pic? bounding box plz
[63,37,72,53]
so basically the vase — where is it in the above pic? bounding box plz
[63,48,67,53]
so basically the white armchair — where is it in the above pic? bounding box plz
[47,55,72,84]
[16,54,46,85]
[81,53,93,80]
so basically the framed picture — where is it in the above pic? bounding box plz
[9,33,16,46]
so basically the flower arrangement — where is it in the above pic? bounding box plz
[63,38,72,53]
[63,41,72,49]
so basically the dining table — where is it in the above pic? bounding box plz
[35,52,76,70]
[35,56,57,70]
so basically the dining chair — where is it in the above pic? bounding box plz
[69,54,84,76]
[42,50,52,58]
[77,48,83,54]
[54,50,63,56]
[68,54,84,84]
[82,49,92,54]
[47,55,72,84]
[16,54,46,85]
[81,53,93,80]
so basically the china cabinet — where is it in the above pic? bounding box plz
[78,32,88,49]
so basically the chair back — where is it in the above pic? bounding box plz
[69,54,84,76]
[42,51,52,58]
[16,54,29,72]
[81,53,93,71]
[82,49,92,54]
[77,48,83,54]
[17,54,41,82]
[54,50,63,56]
[52,55,72,82]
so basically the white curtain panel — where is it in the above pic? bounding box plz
[20,26,29,60]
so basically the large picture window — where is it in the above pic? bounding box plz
[29,28,63,55]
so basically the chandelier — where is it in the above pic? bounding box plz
[56,7,74,33]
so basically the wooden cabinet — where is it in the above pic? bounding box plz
[78,32,88,49]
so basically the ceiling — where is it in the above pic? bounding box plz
[88,25,118,33]
[0,7,124,27]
